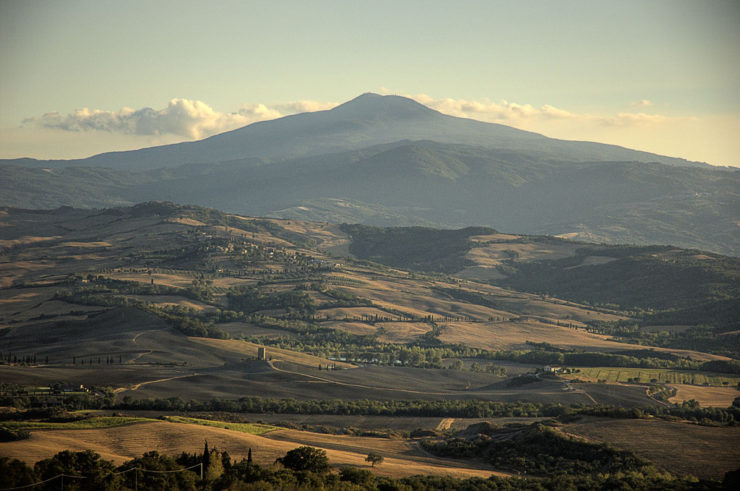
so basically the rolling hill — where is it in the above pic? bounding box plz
[2,202,739,485]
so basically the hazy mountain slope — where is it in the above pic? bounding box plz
[0,94,734,254]
[2,140,737,254]
[4,93,705,170]
[0,164,149,209]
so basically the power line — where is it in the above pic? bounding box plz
[0,462,203,490]
[0,474,84,490]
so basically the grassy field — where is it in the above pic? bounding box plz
[668,384,740,407]
[163,415,277,435]
[573,367,740,387]
[1,416,156,431]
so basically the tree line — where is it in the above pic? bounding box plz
[1,443,731,490]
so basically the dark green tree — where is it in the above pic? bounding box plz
[365,452,384,467]
[276,446,330,473]
[202,440,210,470]
[121,451,197,491]
[340,466,375,485]
[0,457,36,488]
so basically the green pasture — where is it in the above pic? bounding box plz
[1,416,155,431]
[574,367,740,387]
[164,415,277,435]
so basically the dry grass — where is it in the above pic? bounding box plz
[166,217,207,227]
[56,241,112,248]
[106,271,194,289]
[438,320,633,351]
[0,235,61,248]
[564,417,740,479]
[0,422,503,479]
[188,338,355,369]
[669,384,740,407]
[376,322,430,343]
[465,239,580,267]
[125,294,218,312]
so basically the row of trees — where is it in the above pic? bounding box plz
[4,445,729,490]
[111,395,740,424]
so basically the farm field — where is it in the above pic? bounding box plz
[0,421,502,479]
[668,384,740,407]
[564,417,740,480]
[573,367,740,387]
[162,416,278,435]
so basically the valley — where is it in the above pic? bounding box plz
[1,202,738,487]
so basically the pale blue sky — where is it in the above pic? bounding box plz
[1,0,739,165]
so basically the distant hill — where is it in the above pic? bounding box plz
[1,93,737,255]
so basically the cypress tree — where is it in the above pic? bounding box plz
[202,440,211,470]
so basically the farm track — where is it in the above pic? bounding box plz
[114,373,200,393]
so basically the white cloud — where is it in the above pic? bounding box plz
[406,93,687,128]
[24,98,338,139]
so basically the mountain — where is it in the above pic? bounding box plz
[4,93,707,170]
[1,93,737,255]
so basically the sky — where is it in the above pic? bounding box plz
[1,0,739,166]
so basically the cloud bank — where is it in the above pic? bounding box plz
[24,98,337,139]
[404,93,684,128]
[24,94,682,142]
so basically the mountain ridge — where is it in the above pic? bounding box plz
[3,93,708,170]
[1,93,736,255]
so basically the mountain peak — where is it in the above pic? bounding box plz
[330,93,438,120]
